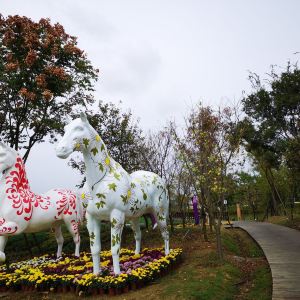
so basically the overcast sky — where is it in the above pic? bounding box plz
[1,0,300,193]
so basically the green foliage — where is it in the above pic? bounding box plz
[108,182,117,192]
[111,233,120,247]
[141,189,147,200]
[113,172,121,180]
[98,162,104,172]
[91,147,98,156]
[174,103,242,258]
[82,138,90,148]
[120,194,129,205]
[95,201,105,209]
[96,193,106,199]
[241,64,300,215]
[111,218,117,228]
[0,15,98,160]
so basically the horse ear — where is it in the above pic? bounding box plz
[80,112,88,123]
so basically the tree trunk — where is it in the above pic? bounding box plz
[269,169,287,216]
[263,168,278,215]
[169,212,174,233]
[180,199,186,228]
[210,209,224,261]
[209,217,213,233]
[200,206,208,241]
[262,199,270,221]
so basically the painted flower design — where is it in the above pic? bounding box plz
[5,157,50,221]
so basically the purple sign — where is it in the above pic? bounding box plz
[192,195,200,225]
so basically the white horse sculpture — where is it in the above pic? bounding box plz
[56,113,170,274]
[0,142,85,261]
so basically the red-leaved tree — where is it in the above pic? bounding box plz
[0,15,99,161]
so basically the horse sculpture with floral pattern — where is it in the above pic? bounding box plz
[0,142,85,261]
[56,113,170,275]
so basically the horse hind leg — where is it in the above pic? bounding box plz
[54,224,64,258]
[131,218,141,254]
[64,219,80,257]
[110,209,125,274]
[154,210,170,255]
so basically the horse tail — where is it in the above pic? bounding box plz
[157,180,169,216]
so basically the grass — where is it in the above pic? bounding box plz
[267,214,300,231]
[222,232,241,256]
[245,266,272,300]
[1,224,272,300]
[222,229,264,258]
[161,263,241,300]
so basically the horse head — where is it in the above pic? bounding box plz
[0,142,18,173]
[56,112,95,159]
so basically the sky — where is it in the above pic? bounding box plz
[1,0,300,193]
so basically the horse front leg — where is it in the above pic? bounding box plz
[131,218,141,254]
[0,236,8,262]
[110,209,125,275]
[86,212,101,275]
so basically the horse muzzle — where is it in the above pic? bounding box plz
[55,146,72,159]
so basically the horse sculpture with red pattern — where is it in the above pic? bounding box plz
[0,142,85,261]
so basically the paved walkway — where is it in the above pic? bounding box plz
[234,221,300,300]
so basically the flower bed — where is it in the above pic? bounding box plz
[0,248,182,295]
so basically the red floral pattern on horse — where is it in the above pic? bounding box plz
[54,189,77,218]
[0,217,18,234]
[5,157,50,221]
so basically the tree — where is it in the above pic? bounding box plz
[174,103,241,260]
[174,165,193,228]
[0,15,98,161]
[241,63,300,215]
[233,172,260,220]
[141,124,181,231]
